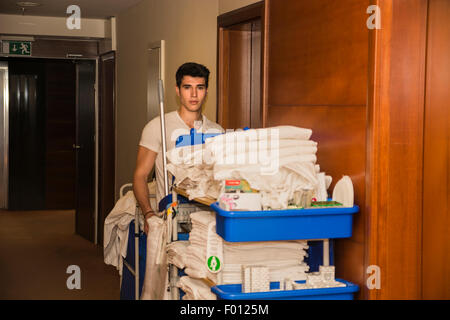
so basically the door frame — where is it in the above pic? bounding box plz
[0,61,9,209]
[97,51,116,246]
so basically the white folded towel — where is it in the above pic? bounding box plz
[177,276,216,300]
[205,126,313,145]
[167,241,189,269]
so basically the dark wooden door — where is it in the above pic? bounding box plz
[98,52,116,245]
[7,59,46,210]
[74,60,96,242]
[45,60,76,209]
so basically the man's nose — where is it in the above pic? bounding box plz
[191,87,197,97]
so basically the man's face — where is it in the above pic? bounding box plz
[176,75,207,112]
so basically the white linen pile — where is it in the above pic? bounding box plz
[177,276,217,300]
[166,125,332,209]
[103,181,157,276]
[207,126,329,209]
[175,211,309,300]
[167,145,222,200]
[103,190,139,276]
[167,241,189,269]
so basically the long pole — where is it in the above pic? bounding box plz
[158,79,169,196]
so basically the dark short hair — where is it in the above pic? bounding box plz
[176,62,210,88]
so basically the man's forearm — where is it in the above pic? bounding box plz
[133,175,153,215]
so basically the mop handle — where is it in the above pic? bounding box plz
[158,79,169,197]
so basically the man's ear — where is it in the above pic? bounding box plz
[175,85,180,97]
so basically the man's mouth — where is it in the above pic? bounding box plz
[190,101,199,105]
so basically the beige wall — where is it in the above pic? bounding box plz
[218,0,261,15]
[0,14,107,38]
[115,0,219,198]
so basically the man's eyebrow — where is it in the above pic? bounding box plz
[182,84,205,87]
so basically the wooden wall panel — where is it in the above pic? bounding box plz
[366,0,428,299]
[422,0,450,300]
[267,0,369,107]
[266,0,369,298]
[268,106,366,219]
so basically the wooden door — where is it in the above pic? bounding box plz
[75,60,96,242]
[366,0,429,299]
[45,60,76,209]
[217,2,264,130]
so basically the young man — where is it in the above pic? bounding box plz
[133,62,223,234]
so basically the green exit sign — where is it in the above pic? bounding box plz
[6,41,32,56]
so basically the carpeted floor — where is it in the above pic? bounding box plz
[0,209,120,300]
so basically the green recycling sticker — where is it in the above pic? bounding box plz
[206,256,221,273]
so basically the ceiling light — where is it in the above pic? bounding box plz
[16,2,41,15]
[16,2,41,7]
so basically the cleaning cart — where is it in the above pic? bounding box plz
[121,78,360,300]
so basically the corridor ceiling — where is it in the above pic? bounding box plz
[0,0,143,18]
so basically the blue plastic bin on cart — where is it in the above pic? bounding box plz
[212,202,359,242]
[211,279,359,300]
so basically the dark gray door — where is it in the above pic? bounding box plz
[7,59,46,210]
[74,60,96,242]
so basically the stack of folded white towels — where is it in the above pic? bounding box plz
[222,242,310,284]
[171,211,309,300]
[167,126,332,209]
